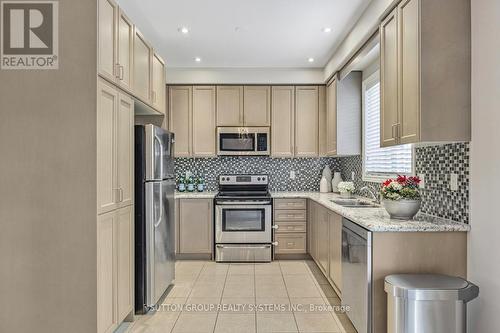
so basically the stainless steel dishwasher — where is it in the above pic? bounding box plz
[342,218,372,333]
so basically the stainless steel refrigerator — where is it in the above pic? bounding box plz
[134,124,175,314]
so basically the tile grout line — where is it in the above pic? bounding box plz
[279,260,300,333]
[170,261,207,333]
[213,262,230,333]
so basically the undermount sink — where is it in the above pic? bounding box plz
[331,199,379,208]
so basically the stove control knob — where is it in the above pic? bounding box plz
[257,177,261,181]
[262,177,266,181]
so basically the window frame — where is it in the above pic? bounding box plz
[361,70,415,183]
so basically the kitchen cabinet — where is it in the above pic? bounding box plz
[151,52,166,113]
[295,86,319,157]
[271,86,295,157]
[97,79,134,214]
[98,0,118,83]
[316,205,329,274]
[133,28,152,105]
[243,86,271,126]
[274,198,307,255]
[325,79,337,156]
[192,86,217,157]
[97,206,133,333]
[217,86,244,126]
[178,199,213,255]
[380,0,471,147]
[318,86,327,156]
[116,9,134,92]
[168,86,217,157]
[328,211,342,293]
[325,73,361,156]
[168,86,192,157]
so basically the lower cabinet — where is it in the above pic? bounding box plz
[274,199,308,255]
[328,211,342,294]
[97,205,133,333]
[177,199,213,256]
[308,200,342,295]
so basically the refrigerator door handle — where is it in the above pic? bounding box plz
[154,135,164,179]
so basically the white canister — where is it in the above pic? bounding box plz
[322,166,333,192]
[320,176,329,193]
[331,172,343,193]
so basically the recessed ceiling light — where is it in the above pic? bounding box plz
[322,27,332,33]
[308,57,315,63]
[179,27,189,34]
[194,57,201,63]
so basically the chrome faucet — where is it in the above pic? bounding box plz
[359,185,381,204]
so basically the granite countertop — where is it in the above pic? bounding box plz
[174,191,470,233]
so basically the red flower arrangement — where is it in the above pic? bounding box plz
[381,175,421,200]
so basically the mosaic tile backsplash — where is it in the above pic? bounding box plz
[175,143,469,223]
[339,143,470,223]
[175,157,341,192]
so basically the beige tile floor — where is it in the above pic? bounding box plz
[127,260,357,333]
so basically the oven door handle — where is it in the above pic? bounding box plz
[216,201,272,205]
[216,244,272,249]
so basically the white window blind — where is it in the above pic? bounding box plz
[363,72,413,180]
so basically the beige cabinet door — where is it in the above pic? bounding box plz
[97,210,116,333]
[317,206,329,274]
[133,28,152,104]
[116,9,134,92]
[192,86,216,157]
[271,86,295,157]
[97,79,118,214]
[116,93,134,208]
[380,8,400,147]
[217,86,243,126]
[243,86,271,126]
[151,53,166,113]
[307,201,316,259]
[115,206,133,323]
[328,212,342,293]
[398,0,420,144]
[326,79,338,156]
[98,0,118,83]
[179,199,213,254]
[168,86,192,157]
[295,86,319,157]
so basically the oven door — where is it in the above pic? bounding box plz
[215,204,272,243]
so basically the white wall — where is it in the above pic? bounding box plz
[468,0,500,331]
[167,68,324,84]
[323,0,397,81]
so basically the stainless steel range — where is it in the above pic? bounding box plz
[214,174,275,262]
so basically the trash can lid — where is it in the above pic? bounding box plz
[384,274,479,302]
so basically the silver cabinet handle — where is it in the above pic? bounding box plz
[391,124,397,139]
[119,188,124,202]
[272,242,279,246]
[119,65,124,80]
[272,225,279,230]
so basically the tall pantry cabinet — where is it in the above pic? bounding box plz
[97,0,167,331]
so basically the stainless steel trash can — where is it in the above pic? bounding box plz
[384,274,479,333]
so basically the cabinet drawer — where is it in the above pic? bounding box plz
[275,222,307,233]
[274,198,307,210]
[275,233,307,254]
[274,210,307,221]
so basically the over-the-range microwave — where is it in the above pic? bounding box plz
[217,127,270,156]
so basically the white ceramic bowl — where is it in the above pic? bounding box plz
[383,199,421,220]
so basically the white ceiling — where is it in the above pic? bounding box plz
[117,0,371,68]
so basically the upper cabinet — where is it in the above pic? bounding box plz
[169,86,217,158]
[243,86,271,126]
[98,0,166,113]
[216,86,270,127]
[325,79,337,156]
[133,28,152,105]
[271,86,295,157]
[380,0,471,147]
[98,0,118,83]
[151,52,166,113]
[116,9,134,92]
[295,86,319,157]
[217,86,244,126]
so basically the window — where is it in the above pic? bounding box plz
[362,71,413,182]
